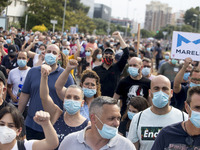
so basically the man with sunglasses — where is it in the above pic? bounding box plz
[173,57,200,110]
[152,86,200,150]
[93,31,129,97]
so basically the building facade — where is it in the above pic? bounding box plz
[144,1,172,32]
[93,3,111,22]
[80,0,94,18]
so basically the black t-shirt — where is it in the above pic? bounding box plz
[0,100,14,110]
[115,76,151,115]
[93,47,129,97]
[152,122,200,150]
[173,85,189,110]
[1,55,18,70]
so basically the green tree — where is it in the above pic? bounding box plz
[140,29,155,38]
[19,0,95,33]
[0,0,11,14]
[184,7,200,30]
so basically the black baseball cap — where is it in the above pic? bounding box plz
[8,45,17,56]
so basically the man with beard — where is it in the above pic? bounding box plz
[93,31,129,97]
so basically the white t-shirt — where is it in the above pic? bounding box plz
[11,140,35,150]
[33,54,39,67]
[127,107,188,150]
[7,67,31,105]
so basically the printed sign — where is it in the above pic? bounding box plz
[171,31,200,61]
[70,27,76,34]
[141,127,162,140]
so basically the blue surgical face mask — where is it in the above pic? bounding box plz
[165,55,169,60]
[82,87,96,98]
[138,54,141,58]
[142,67,151,76]
[98,44,103,47]
[51,40,55,43]
[18,33,22,36]
[17,59,27,68]
[147,47,151,51]
[85,51,91,57]
[97,54,102,59]
[37,49,42,55]
[127,111,136,120]
[189,106,200,128]
[64,99,82,115]
[152,91,169,108]
[63,49,69,55]
[171,59,177,65]
[190,82,200,87]
[6,39,11,44]
[38,41,43,45]
[128,67,139,77]
[44,53,57,65]
[183,72,190,81]
[95,115,118,139]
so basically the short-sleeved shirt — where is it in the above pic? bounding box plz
[115,76,150,115]
[127,107,188,150]
[158,62,179,81]
[22,65,74,132]
[11,140,36,150]
[93,47,129,97]
[173,85,189,110]
[1,55,18,70]
[54,113,88,147]
[152,122,200,150]
[58,126,136,150]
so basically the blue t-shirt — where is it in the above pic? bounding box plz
[22,65,74,132]
[54,113,88,146]
[152,122,200,150]
[80,102,90,120]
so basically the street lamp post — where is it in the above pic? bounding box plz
[193,14,198,32]
[62,0,67,33]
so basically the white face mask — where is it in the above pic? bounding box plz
[0,126,16,144]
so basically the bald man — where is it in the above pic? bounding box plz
[113,57,151,115]
[18,44,74,140]
[127,75,188,150]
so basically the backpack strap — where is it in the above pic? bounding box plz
[136,111,143,131]
[17,140,26,150]
[182,111,185,121]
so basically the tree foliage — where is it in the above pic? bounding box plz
[19,0,95,33]
[140,29,155,38]
[0,0,11,14]
[184,7,200,29]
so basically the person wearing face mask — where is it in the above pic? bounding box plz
[58,96,136,150]
[79,47,93,73]
[2,45,18,74]
[40,64,89,148]
[24,41,46,66]
[142,58,155,80]
[18,44,74,140]
[158,52,170,69]
[119,96,149,137]
[113,57,151,115]
[173,57,200,110]
[7,51,30,113]
[127,75,188,150]
[158,57,180,82]
[152,86,200,150]
[0,106,59,150]
[93,31,129,97]
[92,48,103,68]
[55,59,101,121]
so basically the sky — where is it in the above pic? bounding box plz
[94,0,200,23]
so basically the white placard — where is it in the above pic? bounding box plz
[50,20,57,24]
[70,27,76,34]
[171,31,200,61]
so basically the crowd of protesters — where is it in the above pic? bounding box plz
[0,26,200,150]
